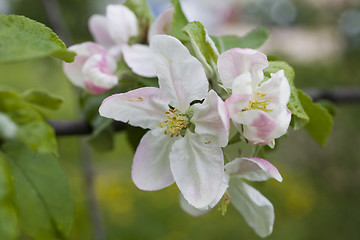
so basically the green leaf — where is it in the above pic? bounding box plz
[171,0,189,41]
[297,90,333,146]
[124,0,154,43]
[2,141,74,240]
[0,90,58,156]
[211,28,269,53]
[22,89,64,110]
[0,14,75,63]
[183,21,219,78]
[0,153,19,240]
[263,61,310,130]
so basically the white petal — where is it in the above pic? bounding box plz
[228,179,275,238]
[150,35,208,112]
[148,8,174,42]
[217,48,268,89]
[225,157,282,182]
[179,193,211,217]
[231,72,254,95]
[191,90,230,147]
[106,4,138,44]
[169,131,224,209]
[122,44,156,77]
[257,70,290,106]
[99,87,169,129]
[82,53,118,93]
[132,131,175,191]
[63,42,105,88]
[88,14,116,48]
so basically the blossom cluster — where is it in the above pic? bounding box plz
[63,3,291,238]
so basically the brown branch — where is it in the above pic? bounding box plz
[48,88,360,136]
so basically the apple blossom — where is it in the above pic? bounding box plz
[63,42,118,94]
[181,157,283,238]
[217,48,291,146]
[99,35,230,209]
[90,5,174,77]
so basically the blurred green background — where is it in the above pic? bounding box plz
[1,0,360,239]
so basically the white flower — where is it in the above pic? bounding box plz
[63,42,118,94]
[181,157,283,238]
[90,5,174,77]
[99,35,230,208]
[217,48,291,145]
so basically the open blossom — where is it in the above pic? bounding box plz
[63,42,118,94]
[180,157,283,238]
[99,35,230,209]
[217,48,291,146]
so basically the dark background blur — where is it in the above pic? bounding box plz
[1,0,360,239]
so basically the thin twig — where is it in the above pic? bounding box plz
[48,88,360,136]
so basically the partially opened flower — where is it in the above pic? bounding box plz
[99,35,230,209]
[217,48,291,146]
[90,4,174,77]
[63,42,118,94]
[181,157,283,238]
[89,4,138,59]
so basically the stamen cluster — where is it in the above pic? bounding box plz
[158,108,187,137]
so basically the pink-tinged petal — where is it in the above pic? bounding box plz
[99,87,170,129]
[240,110,277,143]
[257,70,290,106]
[265,106,291,140]
[63,42,106,88]
[82,53,118,92]
[68,41,105,57]
[191,90,230,147]
[228,179,275,238]
[106,4,138,44]
[122,44,156,77]
[84,79,110,94]
[148,8,174,42]
[169,131,224,209]
[150,35,208,112]
[225,157,282,182]
[218,48,268,89]
[225,94,252,122]
[179,193,211,217]
[88,14,116,48]
[132,131,175,191]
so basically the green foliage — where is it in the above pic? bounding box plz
[211,28,269,53]
[22,89,64,110]
[183,21,219,78]
[171,0,189,42]
[0,14,75,63]
[297,90,334,146]
[2,141,74,240]
[0,153,18,240]
[0,90,58,156]
[264,61,310,130]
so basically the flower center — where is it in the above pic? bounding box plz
[157,108,188,137]
[243,91,272,113]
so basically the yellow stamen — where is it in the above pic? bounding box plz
[155,108,187,137]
